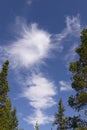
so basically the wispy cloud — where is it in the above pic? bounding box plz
[56,15,81,43]
[0,18,57,125]
[0,15,81,69]
[59,80,72,91]
[22,73,56,109]
[24,109,53,125]
[0,23,53,69]
[26,0,32,5]
[55,15,82,69]
[64,43,79,63]
[21,73,56,125]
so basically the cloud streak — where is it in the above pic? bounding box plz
[64,43,79,63]
[22,73,56,109]
[59,80,72,91]
[0,23,52,69]
[24,109,53,125]
[21,73,56,125]
[56,15,81,43]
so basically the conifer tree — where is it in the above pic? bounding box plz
[67,115,86,130]
[68,29,87,129]
[68,29,87,110]
[35,121,39,130]
[0,60,18,130]
[53,99,68,130]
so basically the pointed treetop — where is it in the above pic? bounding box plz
[35,121,39,130]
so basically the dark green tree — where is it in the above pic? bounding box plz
[68,29,87,129]
[76,127,87,130]
[0,61,18,130]
[68,29,87,110]
[67,115,87,130]
[53,99,68,130]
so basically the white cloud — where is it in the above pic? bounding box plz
[26,0,32,5]
[0,23,52,69]
[21,73,56,125]
[66,15,81,34]
[24,109,53,125]
[56,15,81,43]
[0,19,57,125]
[65,43,79,63]
[0,16,81,69]
[22,73,56,109]
[59,80,71,91]
[54,15,82,69]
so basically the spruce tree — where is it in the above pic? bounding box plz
[0,60,18,130]
[68,29,87,110]
[67,115,86,130]
[53,99,68,130]
[35,121,39,130]
[68,29,87,129]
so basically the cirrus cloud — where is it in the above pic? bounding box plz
[59,80,72,91]
[1,23,52,69]
[21,73,56,125]
[22,73,56,109]
[56,15,81,43]
[0,15,81,70]
[24,109,53,125]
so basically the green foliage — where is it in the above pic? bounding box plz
[68,29,87,111]
[67,115,87,129]
[68,28,87,129]
[0,61,18,130]
[76,126,87,130]
[68,116,81,129]
[53,99,68,130]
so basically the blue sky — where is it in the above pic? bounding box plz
[0,0,87,130]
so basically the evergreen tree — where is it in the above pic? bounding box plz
[53,99,68,130]
[35,121,39,130]
[0,60,18,130]
[68,29,87,129]
[67,115,87,130]
[68,29,87,111]
[76,127,87,130]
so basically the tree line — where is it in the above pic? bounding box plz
[0,28,87,130]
